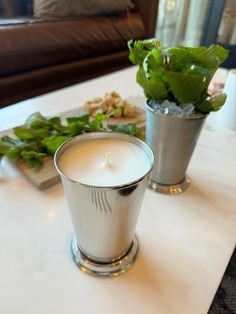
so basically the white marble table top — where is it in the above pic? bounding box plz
[0,66,235,314]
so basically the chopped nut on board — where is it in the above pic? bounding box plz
[84,92,135,117]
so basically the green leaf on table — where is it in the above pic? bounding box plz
[86,113,107,131]
[107,108,122,118]
[42,135,71,155]
[25,112,63,134]
[13,127,40,140]
[47,116,61,126]
[67,114,90,124]
[0,141,12,155]
[0,110,143,169]
[20,151,47,169]
[65,122,85,136]
[1,135,22,146]
[0,135,25,159]
[108,123,143,139]
[24,112,46,127]
[66,114,91,135]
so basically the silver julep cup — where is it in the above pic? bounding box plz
[54,132,154,277]
[146,102,207,194]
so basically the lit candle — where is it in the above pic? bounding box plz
[59,137,151,187]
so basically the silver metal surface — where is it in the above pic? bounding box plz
[54,132,154,275]
[71,235,139,277]
[148,177,190,195]
[146,102,207,194]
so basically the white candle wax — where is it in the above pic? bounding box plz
[59,138,151,187]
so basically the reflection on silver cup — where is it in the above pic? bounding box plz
[54,132,154,277]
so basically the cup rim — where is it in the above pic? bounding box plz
[145,100,208,120]
[54,131,154,190]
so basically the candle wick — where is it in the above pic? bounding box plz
[105,152,111,166]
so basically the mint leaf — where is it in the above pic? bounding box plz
[195,93,227,113]
[1,135,22,147]
[164,71,205,103]
[13,127,39,140]
[207,44,229,67]
[0,141,11,154]
[137,67,168,101]
[24,112,45,127]
[128,39,161,66]
[143,49,164,79]
[67,114,90,124]
[108,123,143,139]
[47,116,61,126]
[0,135,28,159]
[167,47,210,70]
[42,135,70,155]
[66,122,86,136]
[167,45,228,71]
[0,110,144,169]
[21,151,47,169]
[86,113,107,131]
[107,108,122,118]
[128,40,228,112]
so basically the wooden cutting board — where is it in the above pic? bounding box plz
[1,96,146,190]
[15,156,61,190]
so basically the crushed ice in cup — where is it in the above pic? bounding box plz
[150,100,201,117]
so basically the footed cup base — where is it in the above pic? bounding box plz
[71,235,139,277]
[148,177,190,195]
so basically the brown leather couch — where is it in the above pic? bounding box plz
[0,0,158,108]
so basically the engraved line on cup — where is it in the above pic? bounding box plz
[90,188,111,214]
[99,191,108,213]
[103,191,112,213]
[97,190,105,213]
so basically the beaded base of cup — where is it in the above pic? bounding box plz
[148,177,190,195]
[71,235,139,277]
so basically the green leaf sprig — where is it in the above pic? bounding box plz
[0,111,142,169]
[128,39,229,113]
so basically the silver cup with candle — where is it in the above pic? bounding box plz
[54,132,154,277]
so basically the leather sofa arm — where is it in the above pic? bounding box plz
[132,0,159,38]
